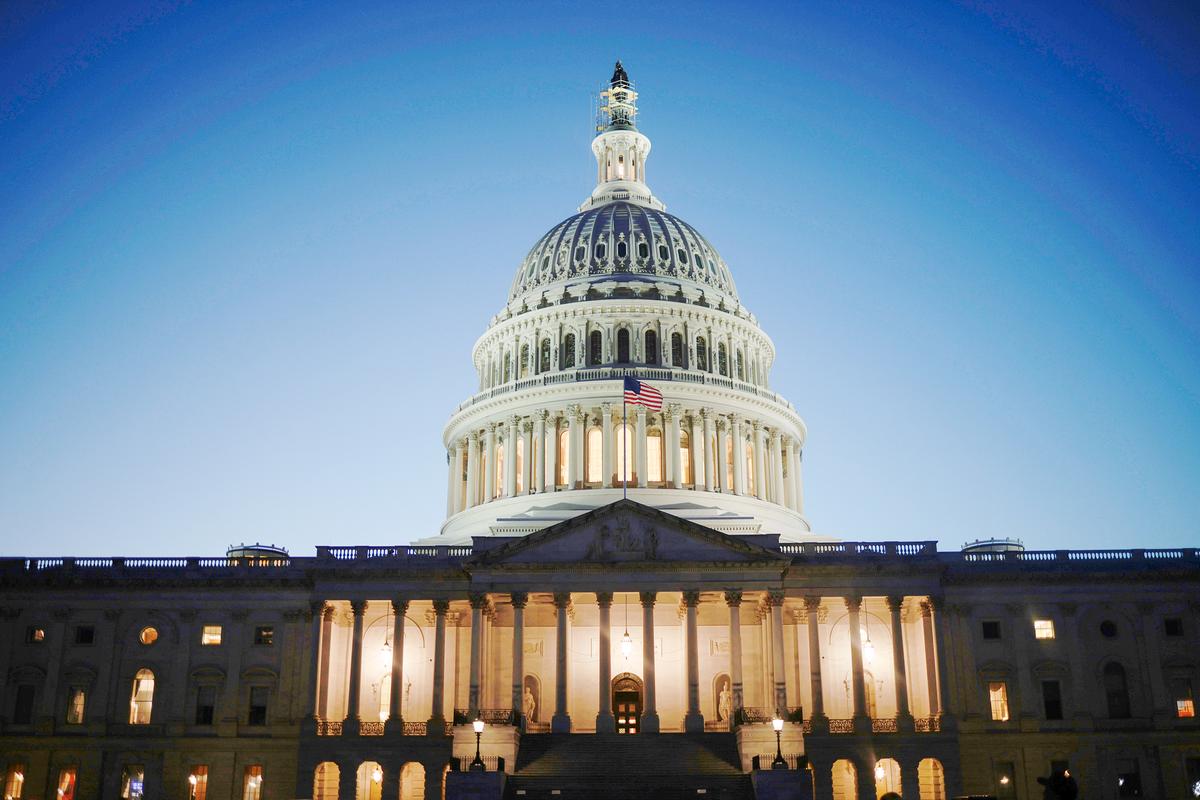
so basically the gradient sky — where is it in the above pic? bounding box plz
[2,1,1198,556]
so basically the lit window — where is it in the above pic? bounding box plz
[1172,678,1194,718]
[121,765,144,799]
[586,427,602,484]
[139,627,158,645]
[188,766,208,800]
[988,681,1010,721]
[129,669,155,724]
[66,686,86,724]
[647,430,664,483]
[201,625,222,645]
[1034,619,1055,639]
[3,764,24,799]
[242,766,263,800]
[57,767,76,800]
[253,626,274,646]
[679,430,692,485]
[25,626,45,643]
[1180,699,1196,718]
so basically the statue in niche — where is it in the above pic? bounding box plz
[718,679,732,721]
[523,681,538,723]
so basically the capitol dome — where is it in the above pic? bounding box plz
[509,202,738,306]
[431,62,821,546]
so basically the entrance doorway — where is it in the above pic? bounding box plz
[611,672,643,734]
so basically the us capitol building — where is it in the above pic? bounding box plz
[1,63,1198,800]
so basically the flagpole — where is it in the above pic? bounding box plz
[622,391,628,500]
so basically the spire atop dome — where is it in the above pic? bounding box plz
[611,60,630,89]
[598,60,638,132]
[583,62,664,211]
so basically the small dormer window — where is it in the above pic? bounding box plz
[616,241,627,259]
[575,244,586,262]
[677,249,688,265]
[595,242,606,260]
[658,242,669,261]
[637,241,649,259]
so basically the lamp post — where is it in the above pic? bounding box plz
[771,716,787,769]
[471,717,486,771]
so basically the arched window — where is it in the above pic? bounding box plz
[1104,662,1131,718]
[556,429,569,486]
[647,430,664,483]
[589,330,603,365]
[520,344,530,379]
[745,442,756,496]
[355,762,382,800]
[671,333,684,367]
[503,353,512,383]
[679,430,692,485]
[637,240,649,260]
[617,329,630,363]
[718,343,728,376]
[615,424,634,484]
[645,330,659,365]
[616,240,628,260]
[313,763,339,800]
[563,334,576,369]
[918,759,946,800]
[540,339,551,373]
[595,241,607,261]
[657,241,670,262]
[586,426,603,484]
[399,763,425,800]
[515,437,525,495]
[696,337,708,371]
[736,351,745,381]
[129,668,154,724]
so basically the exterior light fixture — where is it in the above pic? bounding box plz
[999,775,1010,785]
[621,593,633,660]
[875,763,886,781]
[771,716,787,769]
[381,602,393,670]
[471,717,486,770]
[371,766,382,784]
[861,627,875,661]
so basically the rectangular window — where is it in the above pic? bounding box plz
[988,681,1010,721]
[1165,617,1184,637]
[1042,680,1063,720]
[1116,758,1141,798]
[195,685,217,725]
[66,686,86,724]
[242,766,263,800]
[248,686,268,726]
[994,761,1016,800]
[188,766,208,800]
[3,764,24,799]
[253,626,274,646]
[74,625,95,645]
[1171,677,1194,718]
[1034,619,1056,639]
[201,625,222,645]
[981,620,1001,640]
[13,684,35,724]
[25,626,45,643]
[57,767,77,800]
[121,765,145,799]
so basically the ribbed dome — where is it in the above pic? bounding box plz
[509,201,738,304]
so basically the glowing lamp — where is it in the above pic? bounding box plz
[473,717,485,734]
[621,629,633,660]
[372,766,382,784]
[188,776,198,786]
[380,641,392,670]
[875,763,885,781]
[772,716,784,732]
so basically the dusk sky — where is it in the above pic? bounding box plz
[1,1,1197,556]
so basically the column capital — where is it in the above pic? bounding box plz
[510,592,528,609]
[509,415,521,429]
[568,403,585,423]
[602,401,613,414]
[919,600,934,618]
[350,599,368,616]
[803,595,822,613]
[884,595,906,613]
[668,402,683,417]
[723,590,743,607]
[843,595,863,613]
[537,409,550,422]
[432,599,451,615]
[751,419,762,432]
[469,430,480,443]
[457,437,468,450]
[391,598,410,615]
[522,420,533,433]
[922,594,944,614]
[769,429,782,443]
[766,590,785,607]
[699,407,712,421]
[639,590,657,607]
[681,590,701,608]
[487,421,499,434]
[715,416,727,432]
[469,593,489,610]
[552,592,572,609]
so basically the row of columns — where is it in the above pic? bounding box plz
[308,592,949,735]
[449,407,804,515]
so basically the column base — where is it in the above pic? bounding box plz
[895,713,915,733]
[300,715,318,736]
[384,716,405,736]
[851,715,871,734]
[551,713,572,733]
[684,711,705,733]
[342,717,360,736]
[807,713,829,735]
[595,712,616,734]
[428,716,446,736]
[640,712,660,733]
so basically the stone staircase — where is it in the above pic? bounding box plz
[505,733,753,800]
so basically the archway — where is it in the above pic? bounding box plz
[874,758,901,798]
[400,762,425,800]
[313,763,339,800]
[612,672,644,734]
[355,762,382,800]
[831,760,857,800]
[918,758,946,800]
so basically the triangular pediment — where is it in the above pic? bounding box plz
[466,499,789,567]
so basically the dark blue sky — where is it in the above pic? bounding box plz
[1,1,1197,555]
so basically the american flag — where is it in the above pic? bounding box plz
[623,377,663,410]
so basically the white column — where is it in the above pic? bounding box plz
[683,591,704,732]
[731,416,745,495]
[468,594,485,715]
[663,407,676,487]
[702,410,716,492]
[635,408,648,488]
[566,405,581,489]
[465,433,480,509]
[521,420,533,494]
[781,438,795,510]
[546,413,559,491]
[716,418,729,492]
[484,424,497,501]
[725,591,744,712]
[690,413,704,489]
[596,593,615,732]
[511,593,527,720]
[640,591,660,732]
[504,416,519,497]
[769,430,783,504]
[445,448,455,517]
[752,421,767,500]
[551,592,572,733]
[602,402,614,488]
[452,440,465,514]
[769,592,787,713]
[886,596,912,722]
[385,599,408,731]
[846,596,869,727]
[804,597,825,721]
[533,411,546,494]
[429,600,449,724]
[345,600,366,732]
[667,403,682,488]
